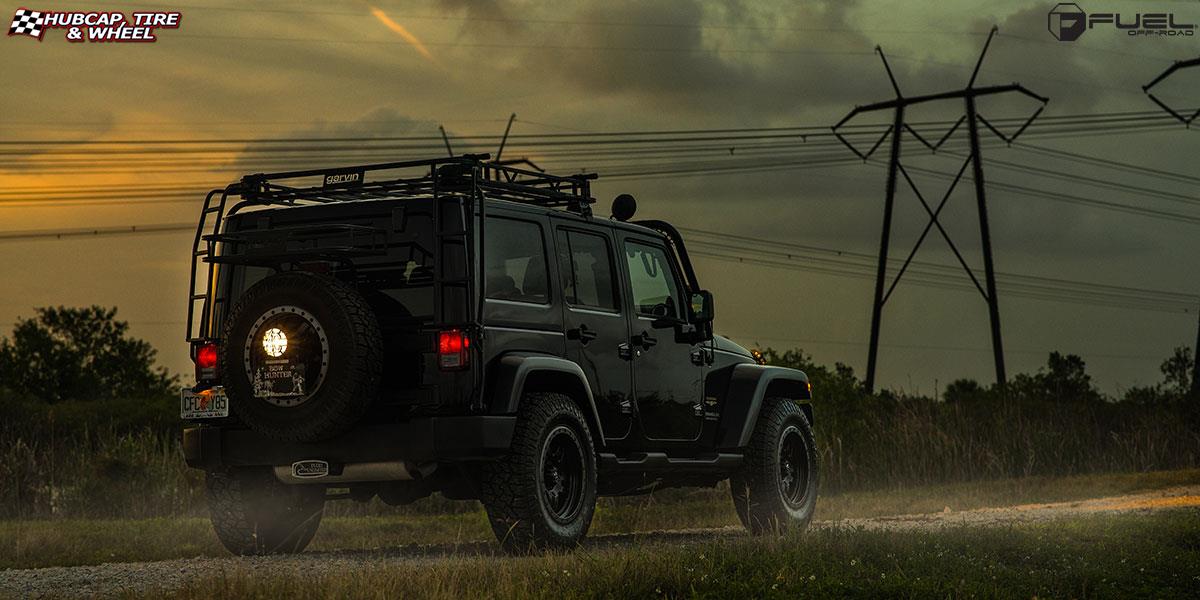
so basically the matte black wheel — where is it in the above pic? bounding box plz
[206,468,325,555]
[480,393,597,552]
[730,398,819,534]
[779,424,812,508]
[221,272,382,442]
[542,424,587,524]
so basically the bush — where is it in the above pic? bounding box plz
[0,342,1196,519]
[0,306,176,404]
[762,347,1200,492]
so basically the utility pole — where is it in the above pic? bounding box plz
[1143,57,1200,400]
[1193,305,1200,401]
[833,27,1047,393]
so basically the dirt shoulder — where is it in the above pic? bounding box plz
[830,484,1200,531]
[3,485,1199,599]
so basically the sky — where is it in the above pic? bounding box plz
[1,0,1198,395]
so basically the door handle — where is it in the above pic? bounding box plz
[617,342,635,360]
[690,348,706,365]
[567,324,598,344]
[632,331,657,350]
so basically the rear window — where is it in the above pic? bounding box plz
[485,217,549,304]
[216,200,442,322]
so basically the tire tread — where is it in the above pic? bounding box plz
[480,393,597,551]
[730,397,818,534]
[221,271,383,441]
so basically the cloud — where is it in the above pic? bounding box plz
[226,107,439,173]
[503,0,984,123]
[967,5,1108,114]
[434,0,517,27]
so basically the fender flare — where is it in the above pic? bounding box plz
[715,364,811,449]
[488,353,606,444]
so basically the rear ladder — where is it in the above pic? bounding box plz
[186,186,235,343]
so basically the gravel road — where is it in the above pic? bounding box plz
[3,485,1198,599]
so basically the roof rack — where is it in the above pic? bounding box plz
[236,154,597,214]
[187,155,599,343]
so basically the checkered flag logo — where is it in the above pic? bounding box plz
[9,8,46,39]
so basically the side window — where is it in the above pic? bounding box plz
[561,230,618,311]
[623,241,682,319]
[485,217,549,304]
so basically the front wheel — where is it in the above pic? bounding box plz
[205,468,325,555]
[480,393,597,552]
[730,398,819,534]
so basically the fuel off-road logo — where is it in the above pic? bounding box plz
[8,7,180,42]
[1048,3,1195,41]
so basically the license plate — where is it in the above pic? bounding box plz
[181,386,229,419]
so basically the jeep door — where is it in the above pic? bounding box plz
[553,222,634,441]
[618,234,704,442]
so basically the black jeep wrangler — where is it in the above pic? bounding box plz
[182,156,816,553]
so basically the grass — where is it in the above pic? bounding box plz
[151,509,1200,599]
[4,468,1199,571]
[6,349,1200,520]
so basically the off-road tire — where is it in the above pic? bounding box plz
[205,468,325,555]
[730,398,819,535]
[480,393,597,552]
[221,271,382,442]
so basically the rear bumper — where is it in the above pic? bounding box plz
[182,415,516,471]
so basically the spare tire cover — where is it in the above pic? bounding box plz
[221,272,382,442]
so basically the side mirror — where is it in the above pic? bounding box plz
[689,290,714,324]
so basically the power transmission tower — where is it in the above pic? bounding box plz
[1143,56,1200,127]
[1143,57,1200,399]
[832,27,1048,393]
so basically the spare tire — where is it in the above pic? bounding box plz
[221,271,382,442]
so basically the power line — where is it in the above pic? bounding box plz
[1014,142,1200,186]
[690,246,1196,314]
[995,32,1183,63]
[931,150,1200,208]
[47,110,1194,141]
[891,161,1200,226]
[1,131,1194,221]
[727,332,1171,362]
[0,112,1194,233]
[0,119,1186,179]
[170,33,887,58]
[0,108,1180,147]
[46,0,985,36]
[0,223,193,243]
[681,228,1198,306]
[28,2,1186,105]
[5,217,1194,310]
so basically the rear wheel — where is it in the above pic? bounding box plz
[205,468,325,555]
[480,393,597,552]
[730,398,818,534]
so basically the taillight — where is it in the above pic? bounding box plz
[193,342,219,381]
[437,329,470,370]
